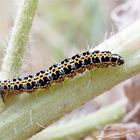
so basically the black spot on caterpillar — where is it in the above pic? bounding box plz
[0,50,124,101]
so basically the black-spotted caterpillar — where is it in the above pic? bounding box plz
[0,50,124,101]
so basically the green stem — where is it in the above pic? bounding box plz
[0,0,38,80]
[0,20,140,140]
[30,100,127,140]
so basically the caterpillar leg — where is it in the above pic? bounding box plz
[1,91,6,103]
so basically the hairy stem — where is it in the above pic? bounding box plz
[0,0,38,80]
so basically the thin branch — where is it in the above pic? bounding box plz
[0,0,38,80]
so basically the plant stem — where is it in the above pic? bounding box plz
[29,100,127,140]
[0,0,39,80]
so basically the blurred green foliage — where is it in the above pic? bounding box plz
[39,0,107,47]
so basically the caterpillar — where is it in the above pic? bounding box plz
[0,50,124,101]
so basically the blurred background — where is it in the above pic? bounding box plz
[0,0,140,127]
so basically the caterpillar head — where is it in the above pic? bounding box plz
[111,54,124,66]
